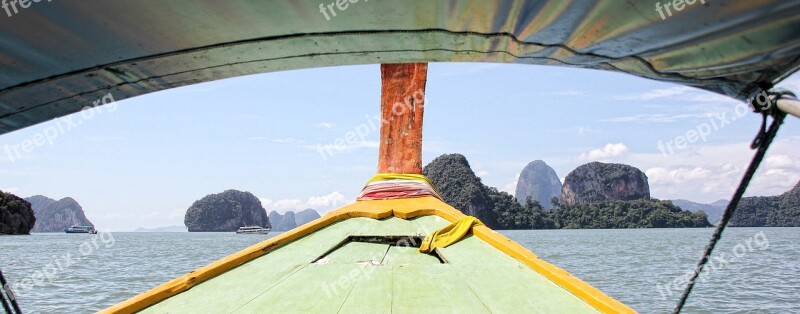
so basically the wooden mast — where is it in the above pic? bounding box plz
[378,63,428,174]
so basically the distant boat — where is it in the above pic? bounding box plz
[236,226,270,234]
[64,226,97,234]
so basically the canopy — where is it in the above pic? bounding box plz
[1,0,799,134]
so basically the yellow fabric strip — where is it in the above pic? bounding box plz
[419,216,483,253]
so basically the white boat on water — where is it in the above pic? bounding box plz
[64,226,97,234]
[236,226,270,234]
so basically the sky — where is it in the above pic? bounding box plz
[1,63,799,231]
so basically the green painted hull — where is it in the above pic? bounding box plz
[141,216,600,313]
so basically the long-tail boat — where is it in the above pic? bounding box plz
[103,63,635,313]
[1,1,800,313]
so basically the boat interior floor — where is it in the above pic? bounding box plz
[140,216,601,313]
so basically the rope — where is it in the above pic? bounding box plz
[0,269,21,314]
[672,90,790,313]
[0,282,11,314]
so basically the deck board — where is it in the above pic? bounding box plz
[441,235,601,313]
[233,264,366,313]
[409,215,450,235]
[384,245,440,265]
[323,242,389,265]
[140,218,372,313]
[139,215,604,313]
[391,264,491,314]
[337,266,393,314]
[353,216,419,236]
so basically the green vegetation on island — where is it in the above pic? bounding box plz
[729,181,800,227]
[424,154,711,229]
[184,190,270,232]
[550,198,710,229]
[0,190,36,235]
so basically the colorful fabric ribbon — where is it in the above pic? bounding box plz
[357,173,444,201]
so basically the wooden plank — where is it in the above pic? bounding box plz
[321,242,389,265]
[353,217,419,236]
[232,264,371,313]
[338,266,393,314]
[391,264,490,314]
[141,218,372,313]
[384,245,440,266]
[409,215,450,235]
[442,236,600,313]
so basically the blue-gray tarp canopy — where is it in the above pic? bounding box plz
[1,0,799,134]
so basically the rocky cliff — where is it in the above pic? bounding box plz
[0,190,36,235]
[671,199,725,225]
[26,195,56,211]
[561,162,650,206]
[730,181,800,227]
[515,160,562,210]
[268,209,322,231]
[295,208,321,226]
[423,154,500,228]
[268,211,297,231]
[419,154,710,230]
[184,190,270,232]
[25,195,94,232]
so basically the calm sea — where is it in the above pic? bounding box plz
[1,228,798,313]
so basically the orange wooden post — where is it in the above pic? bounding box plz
[377,63,428,174]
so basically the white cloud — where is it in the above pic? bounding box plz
[614,86,734,103]
[645,167,712,185]
[579,143,628,161]
[259,198,273,209]
[765,155,795,169]
[622,137,800,202]
[306,192,347,209]
[1,187,20,194]
[271,199,304,212]
[260,191,348,214]
[272,138,304,145]
[501,173,520,195]
[607,85,741,125]
[315,122,335,129]
[615,86,693,101]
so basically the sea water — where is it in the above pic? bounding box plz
[1,228,798,313]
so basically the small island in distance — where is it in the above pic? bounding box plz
[182,189,323,232]
[3,154,798,234]
[424,154,710,229]
[424,153,799,229]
